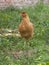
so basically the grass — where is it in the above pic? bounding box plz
[0,2,49,65]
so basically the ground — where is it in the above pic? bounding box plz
[0,3,49,65]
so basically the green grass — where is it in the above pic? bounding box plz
[0,3,49,65]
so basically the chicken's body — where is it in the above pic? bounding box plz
[18,12,34,40]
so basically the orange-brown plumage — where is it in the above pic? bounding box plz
[18,12,34,40]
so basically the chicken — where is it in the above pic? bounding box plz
[18,12,34,40]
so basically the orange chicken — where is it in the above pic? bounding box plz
[18,12,34,40]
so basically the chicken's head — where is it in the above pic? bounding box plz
[21,12,27,17]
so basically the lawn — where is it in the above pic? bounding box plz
[0,2,49,65]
